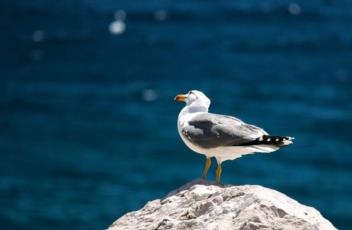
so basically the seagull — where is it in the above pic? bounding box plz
[174,90,293,184]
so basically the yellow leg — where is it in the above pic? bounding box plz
[216,162,222,185]
[201,157,211,179]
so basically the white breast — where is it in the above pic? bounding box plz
[177,111,206,155]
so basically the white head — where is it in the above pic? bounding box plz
[174,90,211,112]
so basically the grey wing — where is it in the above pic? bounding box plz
[182,113,268,149]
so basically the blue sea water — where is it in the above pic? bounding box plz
[0,0,351,229]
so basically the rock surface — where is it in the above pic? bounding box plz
[108,180,336,230]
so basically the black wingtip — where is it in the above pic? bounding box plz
[239,135,294,147]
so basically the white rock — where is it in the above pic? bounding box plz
[108,179,336,230]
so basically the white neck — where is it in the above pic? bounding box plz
[179,104,208,120]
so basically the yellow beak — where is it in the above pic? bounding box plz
[174,94,187,102]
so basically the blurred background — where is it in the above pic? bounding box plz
[1,0,351,229]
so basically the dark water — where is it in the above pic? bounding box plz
[1,0,352,229]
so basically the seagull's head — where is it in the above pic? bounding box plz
[174,90,211,109]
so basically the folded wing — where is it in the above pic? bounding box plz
[181,113,268,149]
